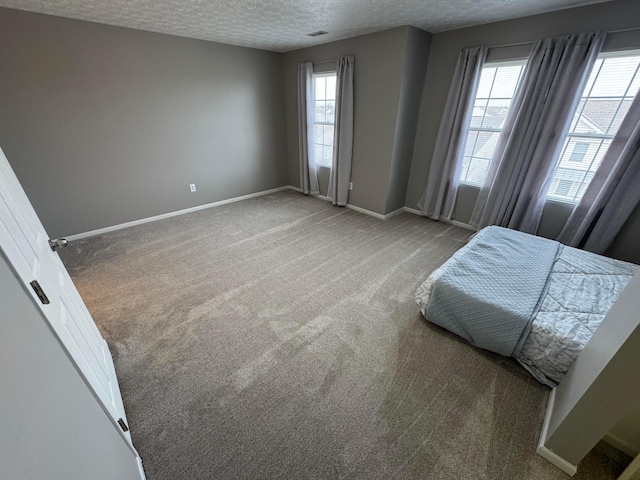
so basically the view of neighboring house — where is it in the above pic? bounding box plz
[549,95,634,201]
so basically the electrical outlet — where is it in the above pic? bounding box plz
[189,184,196,193]
[349,182,353,191]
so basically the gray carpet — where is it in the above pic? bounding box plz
[60,190,631,480]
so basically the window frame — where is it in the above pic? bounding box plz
[312,71,337,169]
[459,58,527,188]
[567,142,590,163]
[546,49,640,204]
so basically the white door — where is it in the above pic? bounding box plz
[0,147,132,446]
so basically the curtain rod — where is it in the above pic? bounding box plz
[609,26,640,34]
[312,59,338,65]
[487,40,533,49]
[488,26,640,50]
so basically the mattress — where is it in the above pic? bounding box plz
[416,226,637,386]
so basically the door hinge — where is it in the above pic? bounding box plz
[118,418,129,432]
[30,280,50,305]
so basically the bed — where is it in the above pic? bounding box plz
[416,226,637,387]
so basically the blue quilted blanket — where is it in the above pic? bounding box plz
[424,226,560,357]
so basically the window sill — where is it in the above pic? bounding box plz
[459,182,483,189]
[544,196,579,207]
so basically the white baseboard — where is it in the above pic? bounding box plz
[383,207,405,220]
[403,207,477,231]
[347,203,403,221]
[289,186,401,221]
[537,389,578,476]
[69,185,412,241]
[537,445,577,477]
[604,432,640,458]
[448,220,477,231]
[403,207,422,216]
[345,203,386,220]
[65,186,292,241]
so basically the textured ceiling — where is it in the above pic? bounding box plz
[0,0,611,52]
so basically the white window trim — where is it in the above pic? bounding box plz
[599,48,640,59]
[459,59,526,187]
[484,58,528,68]
[312,72,337,169]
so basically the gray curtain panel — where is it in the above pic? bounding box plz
[470,32,605,233]
[328,56,355,206]
[557,92,640,254]
[418,46,487,220]
[298,62,319,195]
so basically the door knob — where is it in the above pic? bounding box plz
[49,238,69,251]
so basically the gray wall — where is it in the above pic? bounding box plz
[405,0,640,264]
[610,403,640,457]
[283,26,431,215]
[0,252,142,480]
[385,28,432,214]
[544,270,640,465]
[608,202,640,264]
[0,7,288,238]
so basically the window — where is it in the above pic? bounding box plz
[313,73,337,168]
[554,179,573,197]
[459,61,526,186]
[547,52,640,203]
[568,142,590,163]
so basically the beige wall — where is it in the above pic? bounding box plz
[0,7,288,238]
